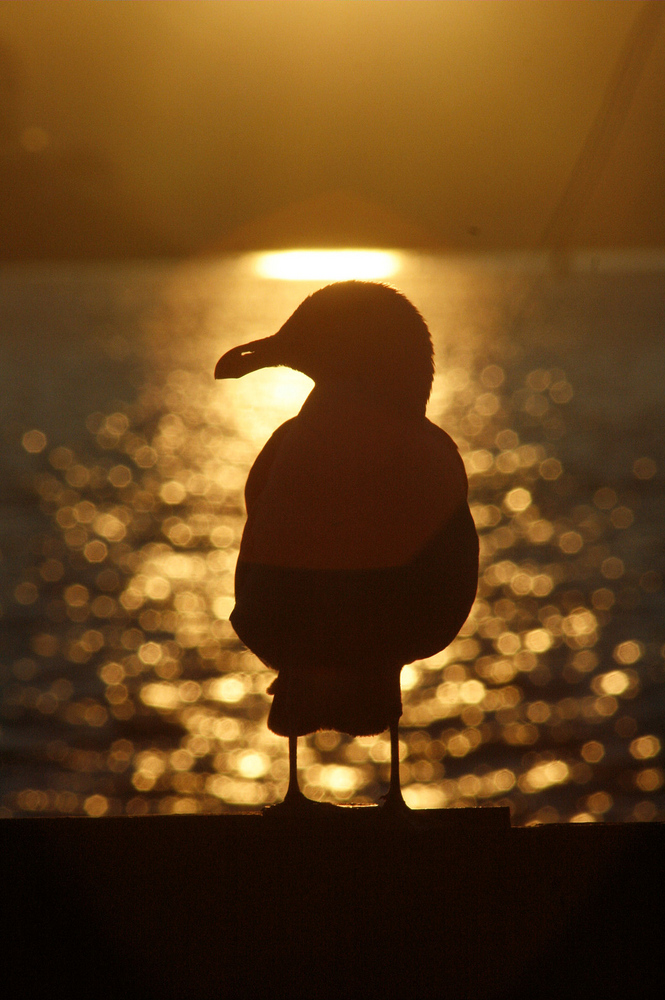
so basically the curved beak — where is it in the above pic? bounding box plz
[214,335,282,380]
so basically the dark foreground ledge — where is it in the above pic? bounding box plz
[3,808,663,999]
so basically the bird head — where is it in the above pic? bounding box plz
[215,281,434,411]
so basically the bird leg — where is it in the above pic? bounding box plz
[283,733,307,805]
[265,733,308,814]
[267,733,337,816]
[381,718,410,814]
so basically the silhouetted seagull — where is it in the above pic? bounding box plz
[215,281,478,813]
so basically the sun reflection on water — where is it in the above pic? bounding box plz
[2,254,664,824]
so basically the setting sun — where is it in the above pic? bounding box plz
[254,249,401,281]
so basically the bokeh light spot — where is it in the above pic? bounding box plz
[22,429,47,453]
[83,794,109,817]
[504,488,531,513]
[613,640,642,665]
[629,736,661,760]
[633,457,657,480]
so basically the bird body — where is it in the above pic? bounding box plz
[237,386,465,571]
[231,389,477,736]
[215,282,478,803]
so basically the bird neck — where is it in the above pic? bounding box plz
[305,379,427,419]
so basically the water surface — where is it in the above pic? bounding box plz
[1,251,663,824]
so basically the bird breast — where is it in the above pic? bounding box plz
[238,390,469,571]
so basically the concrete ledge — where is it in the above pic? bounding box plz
[3,811,663,999]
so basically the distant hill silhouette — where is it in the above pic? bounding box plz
[210,191,442,251]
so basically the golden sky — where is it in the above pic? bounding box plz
[1,1,663,257]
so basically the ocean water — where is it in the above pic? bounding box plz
[1,251,663,825]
